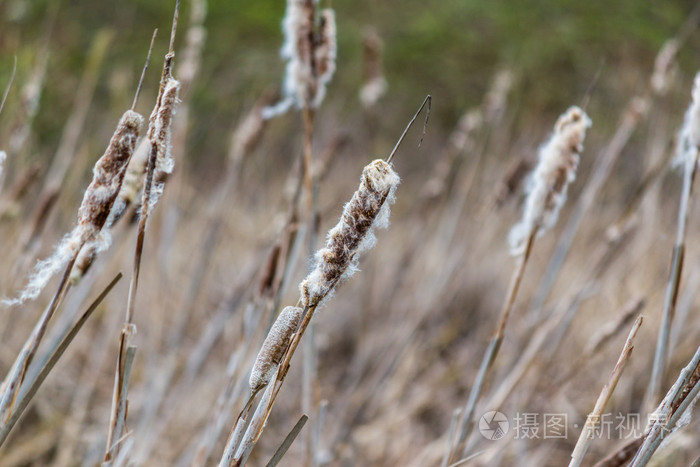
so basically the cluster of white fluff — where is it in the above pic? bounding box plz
[672,72,700,170]
[263,0,337,118]
[300,160,400,308]
[2,229,112,306]
[311,9,337,108]
[509,106,591,255]
[147,78,181,215]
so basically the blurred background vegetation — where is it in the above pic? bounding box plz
[3,1,700,465]
[2,0,700,176]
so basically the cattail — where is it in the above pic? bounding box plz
[359,28,387,109]
[78,110,144,238]
[108,137,150,226]
[509,106,591,255]
[147,77,181,213]
[263,0,337,117]
[311,9,337,108]
[249,306,304,391]
[4,110,143,305]
[673,72,700,169]
[300,159,400,308]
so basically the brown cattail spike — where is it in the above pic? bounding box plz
[250,306,304,391]
[300,159,400,308]
[4,110,143,305]
[77,110,143,240]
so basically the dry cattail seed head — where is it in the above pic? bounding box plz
[147,77,181,212]
[77,110,143,241]
[249,306,304,391]
[300,159,400,308]
[4,110,143,305]
[263,0,337,117]
[109,137,150,226]
[509,105,591,255]
[311,8,337,108]
[149,77,180,177]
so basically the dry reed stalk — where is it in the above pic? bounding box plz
[452,106,591,460]
[568,316,643,467]
[528,24,693,318]
[646,71,700,410]
[629,346,700,466]
[0,274,122,448]
[594,350,700,466]
[267,414,309,467]
[104,5,181,462]
[54,298,124,466]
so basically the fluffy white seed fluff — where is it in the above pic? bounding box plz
[4,110,142,305]
[311,8,337,108]
[263,1,337,118]
[672,72,700,170]
[249,306,304,391]
[147,78,181,214]
[300,159,400,308]
[0,151,6,178]
[509,106,591,255]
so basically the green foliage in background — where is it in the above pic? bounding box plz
[1,0,698,164]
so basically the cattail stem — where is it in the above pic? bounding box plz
[569,316,643,467]
[453,226,536,459]
[646,149,697,409]
[0,273,121,448]
[302,106,315,215]
[0,255,77,426]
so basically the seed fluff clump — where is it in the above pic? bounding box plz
[509,105,591,255]
[4,110,143,305]
[300,159,400,308]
